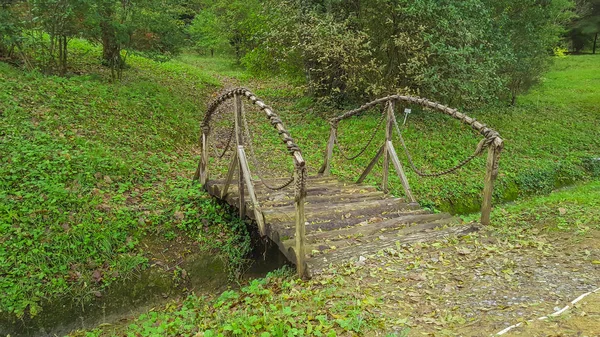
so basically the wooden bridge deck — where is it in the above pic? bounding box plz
[206,175,478,277]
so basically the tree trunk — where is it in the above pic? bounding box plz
[594,32,598,55]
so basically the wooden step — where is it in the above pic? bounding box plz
[306,223,479,276]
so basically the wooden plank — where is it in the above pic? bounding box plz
[302,218,464,257]
[238,146,266,236]
[382,101,394,193]
[221,151,238,199]
[306,223,479,276]
[294,168,307,277]
[386,141,416,203]
[357,144,384,184]
[260,191,386,208]
[319,127,337,176]
[297,212,453,244]
[234,94,245,218]
[219,182,379,195]
[271,205,425,238]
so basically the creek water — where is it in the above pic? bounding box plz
[0,240,288,337]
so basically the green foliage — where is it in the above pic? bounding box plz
[84,268,381,336]
[235,0,574,107]
[0,40,223,317]
[0,0,188,76]
[187,10,229,56]
[569,0,600,52]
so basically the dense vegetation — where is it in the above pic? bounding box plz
[1,0,599,334]
[1,0,589,105]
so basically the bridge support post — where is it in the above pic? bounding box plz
[481,139,503,225]
[386,141,415,203]
[294,165,307,278]
[234,94,245,218]
[382,101,394,193]
[194,132,209,186]
[319,126,336,176]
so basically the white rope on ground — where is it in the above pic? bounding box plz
[495,287,600,335]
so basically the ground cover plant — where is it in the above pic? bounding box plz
[0,40,254,318]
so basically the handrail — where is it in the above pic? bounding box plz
[194,87,307,277]
[321,95,503,226]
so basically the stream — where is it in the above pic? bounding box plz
[0,240,288,337]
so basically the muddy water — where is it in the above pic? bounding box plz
[0,242,288,337]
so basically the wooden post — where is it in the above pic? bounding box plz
[238,146,266,236]
[234,94,245,218]
[319,126,337,176]
[294,165,307,278]
[195,133,209,185]
[221,151,238,199]
[481,139,502,225]
[382,101,394,193]
[386,141,415,203]
[357,144,384,184]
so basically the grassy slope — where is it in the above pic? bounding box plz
[188,54,599,214]
[0,41,247,317]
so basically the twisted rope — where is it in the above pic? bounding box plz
[332,95,502,142]
[202,87,303,159]
[211,123,235,159]
[334,103,386,161]
[241,105,294,191]
[391,111,490,177]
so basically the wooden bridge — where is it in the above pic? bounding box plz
[194,88,503,278]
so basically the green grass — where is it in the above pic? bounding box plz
[73,267,384,337]
[0,41,249,318]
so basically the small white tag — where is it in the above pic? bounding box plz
[403,108,411,125]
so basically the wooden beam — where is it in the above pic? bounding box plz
[238,146,266,236]
[294,167,307,278]
[481,139,502,225]
[196,133,208,185]
[234,94,245,218]
[382,101,394,193]
[221,150,238,199]
[318,126,336,176]
[386,141,415,203]
[357,143,384,184]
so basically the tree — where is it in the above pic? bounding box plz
[241,0,573,107]
[571,0,600,53]
[187,10,228,56]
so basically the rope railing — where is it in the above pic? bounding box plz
[194,87,307,277]
[321,95,504,226]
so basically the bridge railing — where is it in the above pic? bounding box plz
[319,95,503,225]
[194,88,308,277]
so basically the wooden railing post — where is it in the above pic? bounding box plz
[294,164,307,278]
[381,101,394,193]
[319,126,337,176]
[194,132,209,185]
[238,146,266,236]
[481,138,502,225]
[234,94,245,218]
